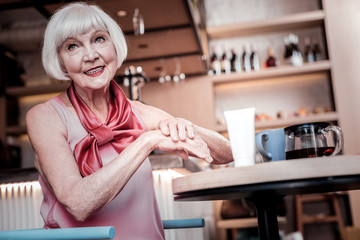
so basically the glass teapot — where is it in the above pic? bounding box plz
[284,122,344,160]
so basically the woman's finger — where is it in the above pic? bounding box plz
[182,137,213,163]
[168,122,179,141]
[174,150,189,160]
[159,121,170,136]
[185,123,195,139]
[177,123,187,141]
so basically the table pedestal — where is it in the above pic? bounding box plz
[249,195,282,240]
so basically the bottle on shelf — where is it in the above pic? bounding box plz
[284,33,303,66]
[265,46,278,68]
[250,45,260,72]
[304,37,314,63]
[312,38,322,61]
[242,45,251,73]
[283,36,292,65]
[230,48,241,73]
[220,46,231,74]
[210,45,221,75]
[133,8,144,35]
[291,34,303,66]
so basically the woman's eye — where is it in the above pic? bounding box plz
[95,36,105,43]
[67,44,77,50]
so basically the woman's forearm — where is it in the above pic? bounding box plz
[194,125,233,164]
[58,128,214,221]
[59,132,155,221]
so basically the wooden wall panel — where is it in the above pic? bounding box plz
[140,76,216,130]
[323,0,360,227]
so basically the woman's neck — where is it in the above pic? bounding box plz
[74,84,110,123]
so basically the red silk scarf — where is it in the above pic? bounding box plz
[67,80,145,177]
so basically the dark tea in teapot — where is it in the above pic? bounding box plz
[286,147,335,160]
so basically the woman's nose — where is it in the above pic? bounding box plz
[83,46,99,62]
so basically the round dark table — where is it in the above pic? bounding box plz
[172,155,360,240]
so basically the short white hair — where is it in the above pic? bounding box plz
[42,2,127,80]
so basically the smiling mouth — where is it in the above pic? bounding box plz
[84,66,104,75]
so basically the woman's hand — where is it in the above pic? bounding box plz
[157,118,215,163]
[148,130,213,163]
[158,118,195,142]
[133,101,233,164]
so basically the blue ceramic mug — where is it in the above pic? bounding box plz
[255,128,285,162]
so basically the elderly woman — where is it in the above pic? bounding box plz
[26,2,233,239]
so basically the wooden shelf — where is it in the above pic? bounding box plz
[211,60,331,85]
[6,82,70,97]
[301,215,340,224]
[217,218,258,229]
[255,112,338,129]
[217,217,286,229]
[207,10,325,39]
[300,192,348,203]
[216,111,338,133]
[6,125,27,135]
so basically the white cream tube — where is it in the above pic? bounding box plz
[224,107,256,167]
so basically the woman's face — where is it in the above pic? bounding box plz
[59,28,118,91]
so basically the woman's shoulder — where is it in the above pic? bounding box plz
[26,100,69,149]
[26,101,55,121]
[26,95,66,132]
[27,92,68,119]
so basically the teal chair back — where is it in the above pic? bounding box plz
[0,218,205,239]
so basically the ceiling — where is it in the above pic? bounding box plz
[0,0,208,81]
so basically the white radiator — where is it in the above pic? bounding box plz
[0,181,43,230]
[153,169,215,240]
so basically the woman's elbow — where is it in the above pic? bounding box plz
[65,204,92,222]
[60,196,95,222]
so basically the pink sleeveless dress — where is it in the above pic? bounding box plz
[39,96,165,239]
